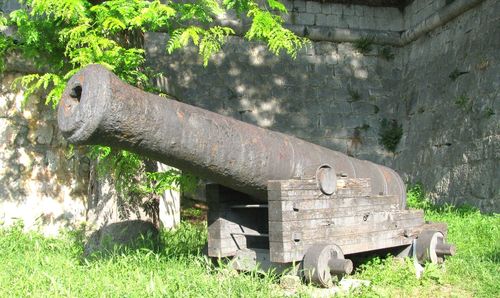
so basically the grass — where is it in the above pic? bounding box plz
[0,222,280,297]
[349,185,500,298]
[0,190,498,297]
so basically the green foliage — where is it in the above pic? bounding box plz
[378,118,403,153]
[88,145,198,204]
[378,46,394,61]
[0,13,13,72]
[244,1,309,58]
[454,93,472,112]
[484,107,495,118]
[406,183,432,210]
[347,85,361,102]
[353,36,374,54]
[349,186,500,297]
[167,25,235,66]
[0,0,307,206]
[0,222,282,297]
[2,203,499,297]
[144,170,198,195]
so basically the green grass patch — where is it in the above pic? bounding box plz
[0,222,280,297]
[0,189,498,297]
[348,185,499,297]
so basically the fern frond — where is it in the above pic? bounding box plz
[28,0,88,22]
[199,26,234,66]
[267,0,287,13]
[11,73,64,106]
[245,5,309,58]
[102,16,127,31]
[166,27,204,54]
[130,0,176,31]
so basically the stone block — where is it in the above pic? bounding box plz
[296,12,315,25]
[351,102,379,115]
[316,14,334,27]
[293,0,306,13]
[342,5,355,17]
[330,4,343,15]
[330,100,352,114]
[314,41,336,55]
[387,15,404,32]
[306,1,321,14]
[321,3,332,15]
[353,5,364,17]
[34,125,54,145]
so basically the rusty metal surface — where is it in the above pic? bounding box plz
[58,64,406,204]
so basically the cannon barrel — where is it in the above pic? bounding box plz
[58,64,406,204]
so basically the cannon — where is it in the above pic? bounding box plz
[58,65,455,287]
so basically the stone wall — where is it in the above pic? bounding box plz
[0,72,89,235]
[0,71,177,233]
[283,0,404,31]
[146,0,499,211]
[0,0,497,229]
[395,0,499,210]
[404,0,446,29]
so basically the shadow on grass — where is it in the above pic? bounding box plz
[75,220,207,263]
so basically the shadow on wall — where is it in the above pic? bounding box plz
[145,32,401,166]
[0,73,90,233]
[144,0,499,212]
[0,84,89,202]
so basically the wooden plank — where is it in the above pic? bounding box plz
[208,218,263,239]
[270,228,416,263]
[270,195,400,210]
[341,237,413,255]
[268,179,316,190]
[207,239,239,257]
[269,216,424,242]
[268,196,401,222]
[336,178,371,197]
[269,202,399,222]
[269,210,424,231]
[231,249,291,273]
[267,178,372,201]
[269,242,303,263]
[404,221,449,237]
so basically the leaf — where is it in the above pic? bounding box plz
[102,17,127,31]
[166,27,204,54]
[199,26,234,66]
[267,0,287,13]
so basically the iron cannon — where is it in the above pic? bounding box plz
[58,65,454,287]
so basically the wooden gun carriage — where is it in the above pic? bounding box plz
[58,65,455,287]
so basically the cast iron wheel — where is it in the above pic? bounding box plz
[302,243,353,288]
[415,230,456,264]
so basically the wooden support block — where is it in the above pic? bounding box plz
[267,178,425,263]
[207,184,269,258]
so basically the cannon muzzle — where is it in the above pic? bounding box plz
[58,64,406,204]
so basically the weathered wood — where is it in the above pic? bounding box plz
[270,227,417,262]
[207,184,270,258]
[268,178,372,201]
[269,216,425,242]
[268,196,401,221]
[269,195,400,211]
[406,221,449,237]
[208,178,444,267]
[208,219,263,239]
[267,177,425,262]
[269,209,424,230]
